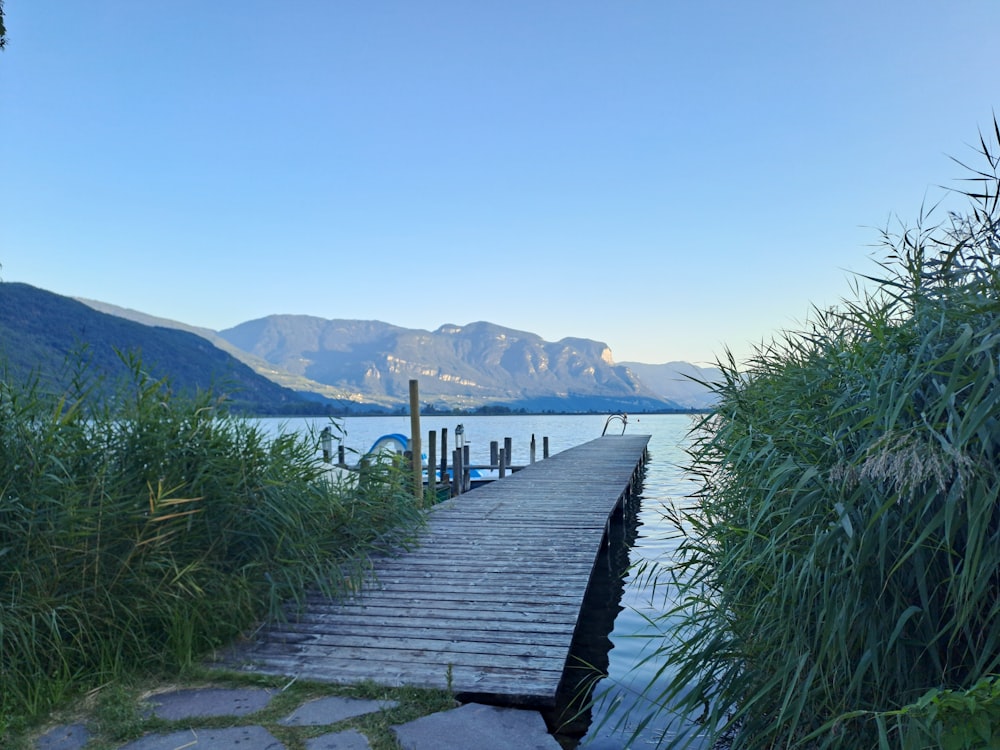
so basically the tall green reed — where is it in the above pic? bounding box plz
[0,353,424,729]
[625,119,1000,748]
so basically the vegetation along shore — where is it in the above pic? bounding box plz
[607,121,1000,748]
[0,357,427,746]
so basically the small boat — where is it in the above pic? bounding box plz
[366,432,491,482]
[366,433,410,455]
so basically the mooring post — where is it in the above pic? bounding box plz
[463,444,471,491]
[490,440,499,468]
[321,426,333,462]
[498,448,506,478]
[530,434,536,464]
[452,448,463,496]
[504,437,512,468]
[338,444,346,467]
[439,427,448,485]
[408,379,422,503]
[543,436,549,459]
[427,429,437,498]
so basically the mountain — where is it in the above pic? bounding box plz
[217,316,682,412]
[618,361,723,410]
[77,298,373,408]
[73,296,719,413]
[0,282,329,414]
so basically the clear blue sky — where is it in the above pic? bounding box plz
[2,2,997,366]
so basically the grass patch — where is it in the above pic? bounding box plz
[19,670,457,750]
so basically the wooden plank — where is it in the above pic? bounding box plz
[219,434,649,706]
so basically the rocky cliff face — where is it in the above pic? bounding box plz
[218,317,678,411]
[77,297,718,412]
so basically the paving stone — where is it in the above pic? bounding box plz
[304,728,372,749]
[143,687,277,720]
[279,696,399,726]
[118,725,285,749]
[392,703,561,750]
[34,722,90,750]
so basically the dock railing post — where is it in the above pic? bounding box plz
[439,428,448,487]
[452,448,463,496]
[427,429,437,498]
[463,444,471,491]
[408,380,422,504]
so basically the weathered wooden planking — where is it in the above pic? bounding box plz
[220,434,649,706]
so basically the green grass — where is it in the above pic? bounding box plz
[0,353,426,741]
[617,119,1000,748]
[14,670,457,750]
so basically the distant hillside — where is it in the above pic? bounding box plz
[0,282,329,414]
[618,361,722,409]
[77,298,379,408]
[218,316,682,413]
[76,296,720,413]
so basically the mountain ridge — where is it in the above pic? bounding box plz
[72,295,719,412]
[0,282,327,414]
[216,316,687,411]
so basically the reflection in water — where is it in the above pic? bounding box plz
[543,469,643,748]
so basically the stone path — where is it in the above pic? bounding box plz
[33,686,565,750]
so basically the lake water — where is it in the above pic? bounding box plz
[260,412,710,749]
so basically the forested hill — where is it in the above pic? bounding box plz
[0,282,331,414]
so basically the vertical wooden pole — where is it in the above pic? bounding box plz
[504,437,512,467]
[543,436,550,459]
[490,440,499,468]
[408,379,422,503]
[530,434,536,464]
[427,429,437,498]
[452,448,463,496]
[439,428,448,484]
[498,448,506,478]
[463,444,471,491]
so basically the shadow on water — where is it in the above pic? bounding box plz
[542,474,642,749]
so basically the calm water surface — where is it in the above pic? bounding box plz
[261,413,709,749]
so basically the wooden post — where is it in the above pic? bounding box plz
[530,434,536,464]
[337,444,346,467]
[504,437,512,468]
[490,440,499,468]
[439,427,448,484]
[427,429,437,498]
[543,436,550,459]
[408,380,422,503]
[452,448,463,496]
[463,444,471,491]
[498,448,506,478]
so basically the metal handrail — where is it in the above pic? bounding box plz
[601,413,628,435]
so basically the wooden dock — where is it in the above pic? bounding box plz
[222,434,650,706]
